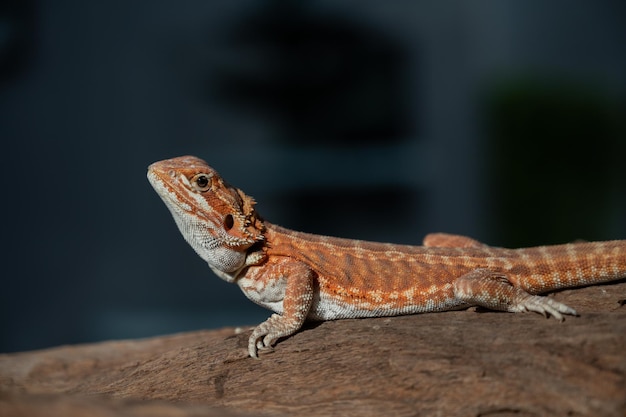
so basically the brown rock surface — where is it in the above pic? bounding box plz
[1,281,625,417]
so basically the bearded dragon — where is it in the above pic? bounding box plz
[147,155,626,358]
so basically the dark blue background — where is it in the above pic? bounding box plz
[1,1,625,352]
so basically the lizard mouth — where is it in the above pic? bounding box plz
[147,169,171,199]
[147,168,194,213]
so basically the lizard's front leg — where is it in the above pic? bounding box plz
[245,259,316,358]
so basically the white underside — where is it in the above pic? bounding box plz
[307,292,468,320]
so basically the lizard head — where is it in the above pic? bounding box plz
[147,156,265,277]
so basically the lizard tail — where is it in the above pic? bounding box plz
[510,240,626,294]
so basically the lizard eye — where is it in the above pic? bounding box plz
[191,174,211,192]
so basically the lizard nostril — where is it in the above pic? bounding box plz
[224,214,234,231]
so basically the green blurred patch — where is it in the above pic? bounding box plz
[484,77,625,247]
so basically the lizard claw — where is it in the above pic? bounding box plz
[255,339,274,355]
[515,295,578,321]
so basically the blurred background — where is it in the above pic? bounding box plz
[1,1,624,353]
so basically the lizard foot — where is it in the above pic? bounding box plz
[248,313,301,358]
[508,293,577,321]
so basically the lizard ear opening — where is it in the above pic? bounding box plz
[224,214,234,231]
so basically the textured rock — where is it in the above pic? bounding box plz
[1,281,625,417]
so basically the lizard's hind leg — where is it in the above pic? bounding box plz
[422,233,487,248]
[453,269,578,320]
